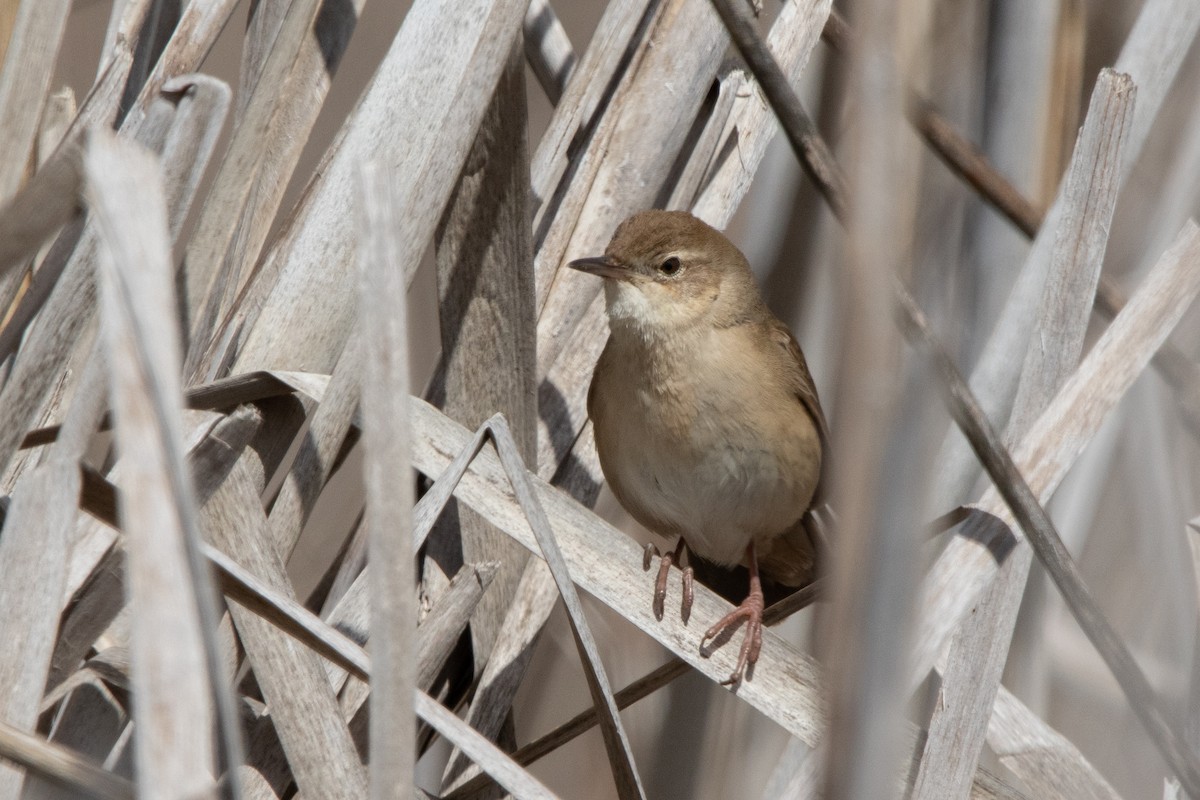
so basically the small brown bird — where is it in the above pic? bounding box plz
[570,210,828,685]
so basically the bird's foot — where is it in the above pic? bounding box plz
[643,540,693,623]
[699,584,764,687]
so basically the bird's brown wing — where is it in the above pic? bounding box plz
[766,320,830,460]
[762,320,830,588]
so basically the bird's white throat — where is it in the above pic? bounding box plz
[603,280,654,324]
[603,279,695,338]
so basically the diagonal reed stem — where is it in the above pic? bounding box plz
[708,0,1200,792]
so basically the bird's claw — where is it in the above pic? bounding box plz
[646,540,690,622]
[700,592,764,687]
[643,542,658,571]
[681,565,694,624]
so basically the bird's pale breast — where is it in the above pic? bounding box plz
[590,325,822,568]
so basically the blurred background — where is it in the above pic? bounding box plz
[39,0,1200,797]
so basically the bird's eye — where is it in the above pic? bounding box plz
[659,256,682,276]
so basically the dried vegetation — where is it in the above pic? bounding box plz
[0,0,1197,798]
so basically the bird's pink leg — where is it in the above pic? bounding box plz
[700,541,764,686]
[644,539,693,622]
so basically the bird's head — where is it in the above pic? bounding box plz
[568,210,763,337]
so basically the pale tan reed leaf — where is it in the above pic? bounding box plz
[22,370,328,454]
[408,409,645,796]
[529,0,653,226]
[225,0,526,381]
[0,139,81,280]
[666,68,746,213]
[176,0,321,339]
[48,411,234,692]
[85,129,220,800]
[911,220,1200,694]
[967,769,1032,800]
[0,76,230,487]
[9,7,227,353]
[96,0,149,83]
[186,0,363,373]
[319,561,500,694]
[534,0,729,373]
[236,767,280,800]
[812,0,924,794]
[266,331,363,557]
[357,162,417,800]
[440,559,558,794]
[13,85,78,314]
[118,0,240,136]
[412,421,493,549]
[186,536,558,800]
[1112,0,1200,163]
[1186,521,1200,750]
[200,454,369,800]
[0,461,85,798]
[0,349,108,799]
[912,69,1136,800]
[1191,522,1200,622]
[235,548,490,731]
[415,693,562,800]
[432,39,536,689]
[155,76,232,240]
[39,407,336,800]
[1009,69,1136,432]
[45,547,125,696]
[524,0,575,104]
[35,87,75,165]
[29,670,128,799]
[206,544,372,685]
[692,0,832,227]
[3,79,235,701]
[0,49,132,368]
[0,0,71,200]
[0,2,17,66]
[412,562,501,690]
[934,0,1200,512]
[485,414,646,799]
[0,720,132,800]
[0,44,131,327]
[988,687,1122,800]
[44,32,135,158]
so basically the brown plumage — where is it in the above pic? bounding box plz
[570,209,828,684]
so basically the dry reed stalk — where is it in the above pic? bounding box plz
[218,0,525,379]
[407,396,1030,798]
[431,39,536,687]
[0,720,133,800]
[87,130,226,800]
[202,0,361,342]
[0,348,106,799]
[780,0,924,794]
[357,162,416,800]
[524,0,576,104]
[701,3,1200,796]
[0,0,1198,797]
[204,419,369,798]
[179,0,333,358]
[912,68,1136,798]
[0,0,70,199]
[201,516,561,800]
[933,0,1200,513]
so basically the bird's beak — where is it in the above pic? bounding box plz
[567,256,631,281]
